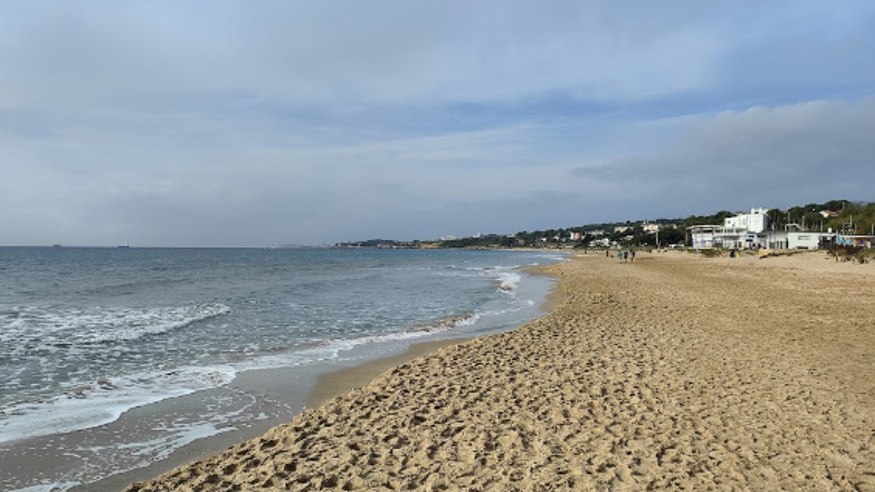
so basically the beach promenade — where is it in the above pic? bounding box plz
[123,251,875,491]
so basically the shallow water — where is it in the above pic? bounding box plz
[0,247,563,491]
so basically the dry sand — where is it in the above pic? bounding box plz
[123,251,875,491]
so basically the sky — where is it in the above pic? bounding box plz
[1,1,873,247]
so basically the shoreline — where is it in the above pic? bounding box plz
[121,250,875,490]
[302,256,562,421]
[305,338,473,411]
[3,253,562,492]
[73,339,476,492]
[300,259,563,424]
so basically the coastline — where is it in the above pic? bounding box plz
[75,339,474,492]
[125,250,875,490]
[2,248,561,492]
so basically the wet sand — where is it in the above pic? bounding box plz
[123,251,875,491]
[65,339,469,492]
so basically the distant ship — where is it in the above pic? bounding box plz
[117,244,130,248]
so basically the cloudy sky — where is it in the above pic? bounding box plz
[2,1,873,246]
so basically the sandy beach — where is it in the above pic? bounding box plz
[123,250,875,491]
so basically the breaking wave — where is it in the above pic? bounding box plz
[1,303,231,349]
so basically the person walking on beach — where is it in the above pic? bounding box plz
[623,251,628,263]
[631,250,636,263]
[617,250,622,261]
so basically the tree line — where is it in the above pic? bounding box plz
[438,199,875,249]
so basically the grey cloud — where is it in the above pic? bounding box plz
[572,97,875,212]
[6,1,870,110]
[1,1,873,246]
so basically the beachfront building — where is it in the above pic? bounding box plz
[688,207,861,250]
[763,230,828,250]
[689,208,769,250]
[724,208,769,233]
[688,225,720,249]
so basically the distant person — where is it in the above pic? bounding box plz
[623,251,628,262]
[631,250,636,263]
[618,250,622,261]
[606,249,609,258]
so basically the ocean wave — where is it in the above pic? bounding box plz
[440,264,526,290]
[496,271,522,292]
[0,365,237,444]
[0,303,231,348]
[11,482,80,492]
[407,312,482,333]
[231,311,486,374]
[441,311,482,327]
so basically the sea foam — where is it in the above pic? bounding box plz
[0,365,237,444]
[1,303,230,348]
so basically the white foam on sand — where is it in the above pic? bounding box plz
[9,482,80,492]
[0,365,237,444]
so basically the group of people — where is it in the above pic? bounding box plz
[606,249,636,263]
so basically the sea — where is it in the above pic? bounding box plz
[0,246,564,491]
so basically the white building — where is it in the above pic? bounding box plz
[689,208,770,249]
[764,231,826,250]
[723,208,768,233]
[588,238,612,248]
[688,207,849,250]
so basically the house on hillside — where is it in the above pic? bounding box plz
[588,238,612,248]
